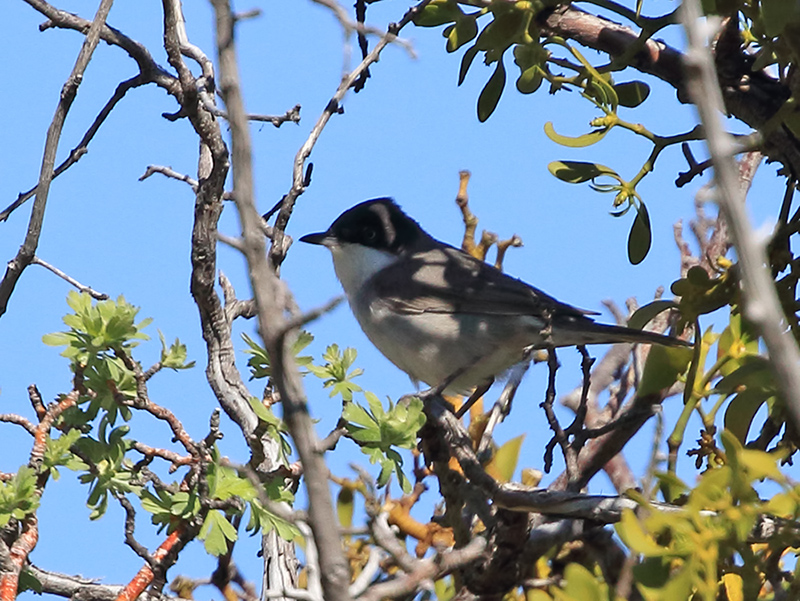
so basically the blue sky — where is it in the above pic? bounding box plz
[0,0,790,596]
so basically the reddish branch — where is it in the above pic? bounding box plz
[114,528,183,601]
[0,517,39,601]
[0,391,78,601]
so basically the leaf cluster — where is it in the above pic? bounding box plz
[243,333,427,493]
[343,393,426,492]
[617,433,800,601]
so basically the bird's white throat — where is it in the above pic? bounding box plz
[329,243,399,300]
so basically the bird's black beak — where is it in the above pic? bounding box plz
[299,231,333,246]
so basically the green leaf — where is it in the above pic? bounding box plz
[627,300,679,331]
[714,355,774,395]
[458,44,480,86]
[0,467,40,528]
[343,394,425,489]
[337,487,355,529]
[446,17,478,53]
[634,556,694,600]
[513,42,548,95]
[43,429,84,473]
[636,345,693,397]
[474,10,520,52]
[42,332,71,347]
[17,569,43,595]
[342,401,374,428]
[377,457,393,488]
[614,81,650,108]
[547,160,617,184]
[724,390,769,443]
[159,331,195,370]
[310,344,363,401]
[615,509,668,557]
[717,311,760,374]
[485,434,524,483]
[516,65,543,94]
[561,563,603,601]
[765,491,799,518]
[737,444,783,481]
[200,510,238,556]
[477,59,506,122]
[627,202,651,265]
[414,0,463,27]
[245,490,299,541]
[249,396,281,426]
[544,122,608,147]
[761,0,800,37]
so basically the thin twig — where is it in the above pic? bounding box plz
[309,0,415,56]
[31,256,108,300]
[477,359,530,458]
[542,349,578,483]
[0,414,37,436]
[276,296,344,342]
[268,0,430,269]
[0,0,116,319]
[199,91,301,127]
[0,74,149,223]
[563,346,594,453]
[140,165,197,191]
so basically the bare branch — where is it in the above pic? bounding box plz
[198,91,302,127]
[477,360,530,457]
[268,0,431,269]
[0,0,116,319]
[310,0,415,56]
[276,296,344,341]
[25,0,178,91]
[209,1,351,598]
[25,564,174,601]
[542,349,578,482]
[0,414,37,436]
[681,3,800,433]
[31,256,108,300]
[357,536,486,601]
[139,165,199,192]
[117,495,153,564]
[0,74,148,223]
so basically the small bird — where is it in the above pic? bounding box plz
[301,198,686,395]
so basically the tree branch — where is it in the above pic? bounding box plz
[0,0,115,319]
[31,255,108,300]
[209,1,350,599]
[539,3,800,178]
[681,2,800,433]
[0,73,149,223]
[268,0,431,269]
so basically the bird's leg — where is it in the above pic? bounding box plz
[455,378,494,419]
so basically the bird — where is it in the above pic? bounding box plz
[300,198,687,396]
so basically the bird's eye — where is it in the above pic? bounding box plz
[361,227,378,244]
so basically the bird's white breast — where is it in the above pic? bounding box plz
[329,243,399,302]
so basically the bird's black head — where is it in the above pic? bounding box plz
[300,198,427,254]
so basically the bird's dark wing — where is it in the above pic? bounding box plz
[368,245,597,319]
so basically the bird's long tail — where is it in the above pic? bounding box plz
[552,318,690,348]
